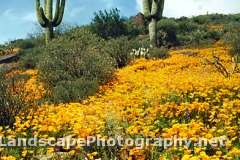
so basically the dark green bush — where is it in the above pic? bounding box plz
[178,21,199,34]
[206,30,222,41]
[104,36,141,68]
[90,8,127,39]
[0,75,26,126]
[193,15,210,25]
[157,19,179,46]
[37,28,115,103]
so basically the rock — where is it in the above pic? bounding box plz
[0,53,19,64]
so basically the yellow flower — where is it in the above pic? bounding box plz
[21,149,28,157]
[1,156,16,160]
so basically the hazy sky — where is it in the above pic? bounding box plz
[0,0,239,44]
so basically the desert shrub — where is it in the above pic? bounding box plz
[189,29,208,45]
[225,26,240,64]
[0,75,26,126]
[104,36,139,68]
[177,34,192,46]
[90,8,127,39]
[206,30,222,41]
[9,39,35,49]
[37,28,115,103]
[223,22,240,35]
[157,19,179,46]
[19,47,43,69]
[148,47,169,59]
[8,37,45,50]
[178,21,199,34]
[193,15,210,25]
[230,36,240,64]
[125,20,146,37]
[51,78,98,103]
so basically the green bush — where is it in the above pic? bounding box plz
[206,30,222,41]
[177,34,192,46]
[178,21,199,34]
[230,34,240,63]
[19,47,43,69]
[104,36,142,68]
[157,19,179,46]
[0,75,26,126]
[90,8,127,39]
[125,20,147,37]
[225,25,240,63]
[193,15,210,25]
[189,29,207,45]
[9,37,44,50]
[37,28,115,103]
[51,78,98,103]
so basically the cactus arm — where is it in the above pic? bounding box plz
[157,0,165,20]
[143,0,151,18]
[151,0,158,16]
[52,0,60,23]
[53,0,65,26]
[46,0,53,20]
[35,0,48,27]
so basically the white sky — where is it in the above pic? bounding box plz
[136,0,240,18]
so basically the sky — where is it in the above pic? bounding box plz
[0,0,240,44]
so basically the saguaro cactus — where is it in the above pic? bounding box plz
[35,0,65,44]
[143,0,165,47]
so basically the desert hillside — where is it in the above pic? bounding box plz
[1,42,240,159]
[1,0,240,159]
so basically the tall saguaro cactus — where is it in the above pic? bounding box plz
[143,0,165,47]
[35,0,66,44]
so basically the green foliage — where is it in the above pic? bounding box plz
[206,30,222,41]
[148,47,169,59]
[90,8,127,39]
[225,23,240,63]
[35,0,66,44]
[157,19,179,46]
[51,78,98,103]
[189,29,208,46]
[0,75,26,126]
[125,20,147,38]
[193,15,210,25]
[104,37,138,68]
[8,36,45,49]
[9,39,34,49]
[19,47,43,69]
[229,35,240,62]
[178,21,199,34]
[37,28,115,103]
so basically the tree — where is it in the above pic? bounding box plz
[90,8,127,39]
